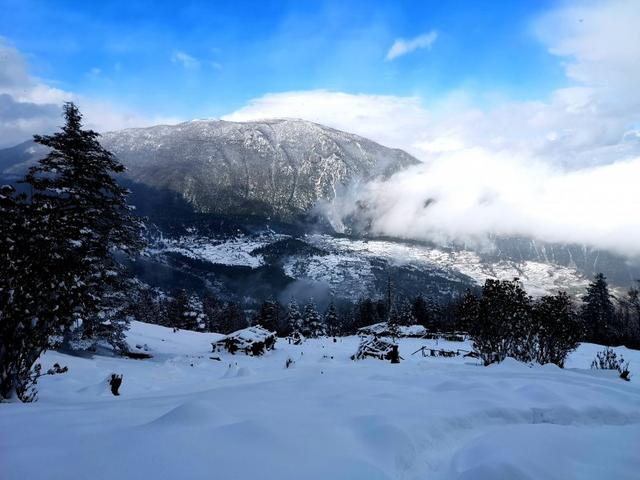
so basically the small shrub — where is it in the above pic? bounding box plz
[591,347,631,381]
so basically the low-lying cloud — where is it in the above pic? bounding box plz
[226,0,640,258]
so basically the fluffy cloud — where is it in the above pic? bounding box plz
[0,39,177,147]
[225,1,640,256]
[385,30,438,61]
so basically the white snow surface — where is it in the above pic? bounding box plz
[2,321,639,480]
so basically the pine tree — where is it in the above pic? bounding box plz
[619,284,640,348]
[580,273,617,345]
[216,302,247,334]
[184,294,205,331]
[131,289,161,324]
[202,292,222,332]
[1,103,144,400]
[302,300,325,338]
[256,300,281,334]
[324,301,341,336]
[283,300,303,339]
[23,102,145,350]
[397,300,417,326]
[165,289,190,329]
[387,304,401,341]
[0,185,74,399]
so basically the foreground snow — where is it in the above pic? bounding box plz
[1,322,639,480]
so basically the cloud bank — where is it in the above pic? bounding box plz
[226,0,640,257]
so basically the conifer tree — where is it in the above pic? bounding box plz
[216,302,247,334]
[302,300,325,338]
[256,299,281,334]
[131,289,162,324]
[324,301,341,336]
[580,273,617,345]
[202,292,222,332]
[284,300,304,338]
[1,103,145,400]
[387,304,401,341]
[165,289,190,329]
[397,300,417,326]
[24,102,145,348]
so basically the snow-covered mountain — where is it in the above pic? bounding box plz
[0,118,418,220]
[1,118,638,296]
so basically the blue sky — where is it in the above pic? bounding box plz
[1,0,640,254]
[1,0,564,119]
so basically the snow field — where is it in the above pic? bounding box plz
[1,321,639,480]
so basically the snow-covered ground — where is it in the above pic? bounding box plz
[2,321,638,480]
[158,234,284,268]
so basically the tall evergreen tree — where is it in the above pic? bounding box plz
[284,300,304,338]
[130,289,161,324]
[324,301,341,336]
[216,302,247,334]
[256,299,281,334]
[302,300,325,338]
[24,102,145,348]
[580,273,618,345]
[387,304,401,341]
[165,289,190,329]
[1,103,145,400]
[397,300,417,326]
[202,292,222,332]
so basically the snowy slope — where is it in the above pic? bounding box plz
[1,322,639,480]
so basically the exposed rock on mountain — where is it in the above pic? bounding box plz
[0,118,419,221]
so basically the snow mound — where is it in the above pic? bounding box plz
[148,401,231,427]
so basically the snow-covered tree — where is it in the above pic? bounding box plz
[256,299,282,334]
[26,102,145,347]
[284,300,303,338]
[302,300,325,338]
[387,305,401,341]
[324,301,341,336]
[1,103,145,400]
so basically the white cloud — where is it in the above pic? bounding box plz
[225,1,640,256]
[385,30,437,61]
[0,38,179,147]
[171,50,200,69]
